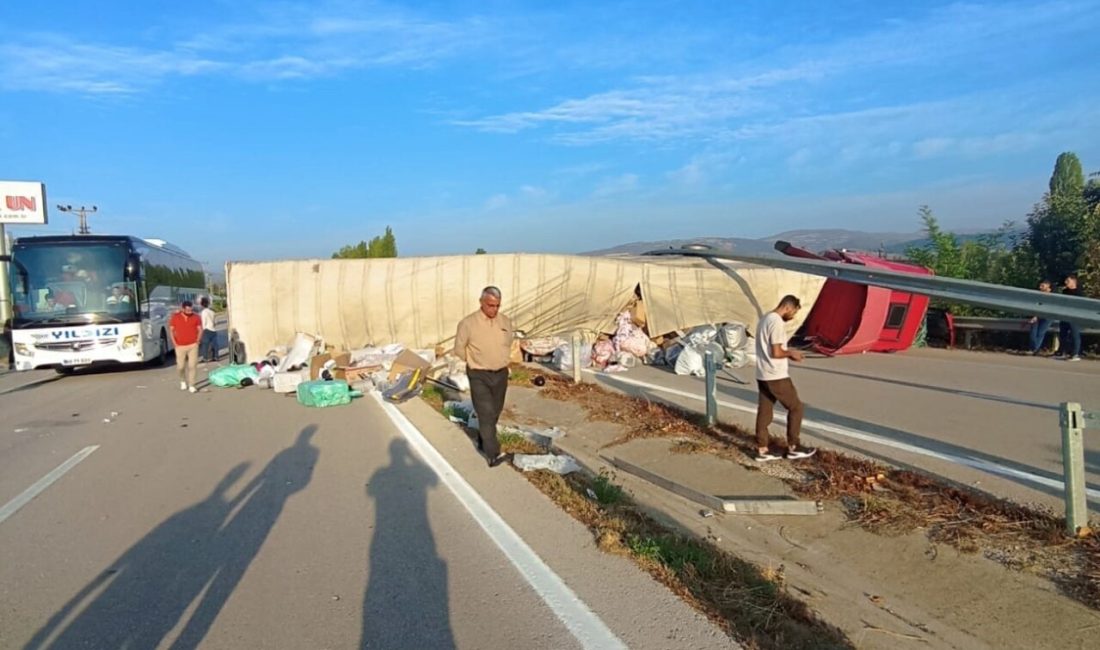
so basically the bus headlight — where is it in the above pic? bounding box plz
[122,335,140,349]
[15,343,33,357]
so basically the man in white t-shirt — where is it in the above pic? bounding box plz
[754,295,816,462]
[199,297,219,364]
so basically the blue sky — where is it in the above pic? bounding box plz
[2,0,1098,266]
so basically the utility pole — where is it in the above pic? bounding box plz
[56,204,98,235]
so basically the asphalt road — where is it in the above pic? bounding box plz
[0,363,729,650]
[587,347,1100,511]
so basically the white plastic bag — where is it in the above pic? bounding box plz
[674,343,704,376]
[727,349,750,369]
[512,454,581,474]
[717,322,748,351]
[278,333,319,372]
[522,336,567,356]
[448,372,470,392]
[685,325,719,347]
[552,343,592,371]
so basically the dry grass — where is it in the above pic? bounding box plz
[541,379,704,447]
[533,376,1100,609]
[522,470,853,649]
[417,384,850,647]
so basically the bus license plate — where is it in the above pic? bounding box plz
[62,358,91,366]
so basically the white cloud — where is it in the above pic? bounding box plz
[593,173,639,197]
[0,3,492,95]
[786,148,812,168]
[456,1,1097,147]
[913,137,954,159]
[520,185,549,199]
[484,194,510,210]
[666,152,738,186]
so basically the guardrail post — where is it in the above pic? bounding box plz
[1060,402,1088,536]
[704,350,717,428]
[571,332,582,385]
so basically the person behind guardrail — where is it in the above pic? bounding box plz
[754,295,817,462]
[1058,274,1083,361]
[1028,280,1054,355]
[454,286,515,468]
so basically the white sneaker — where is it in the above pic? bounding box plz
[180,381,188,391]
[189,386,198,394]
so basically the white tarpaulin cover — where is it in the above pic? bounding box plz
[226,254,824,361]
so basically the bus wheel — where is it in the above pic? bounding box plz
[155,331,169,366]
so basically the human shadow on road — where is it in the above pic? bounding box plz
[25,426,320,650]
[361,438,454,649]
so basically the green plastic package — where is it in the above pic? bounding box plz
[296,379,362,408]
[208,364,261,387]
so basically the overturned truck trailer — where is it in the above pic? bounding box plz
[225,253,825,362]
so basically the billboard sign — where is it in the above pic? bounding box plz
[0,180,47,224]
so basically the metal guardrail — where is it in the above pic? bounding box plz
[1061,403,1096,535]
[645,248,1100,328]
[648,245,1100,535]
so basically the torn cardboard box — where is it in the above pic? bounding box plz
[310,351,351,381]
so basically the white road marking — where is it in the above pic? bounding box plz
[0,446,100,525]
[584,371,1100,501]
[372,393,627,650]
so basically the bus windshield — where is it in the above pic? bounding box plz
[9,242,139,327]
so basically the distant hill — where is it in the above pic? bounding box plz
[585,237,777,257]
[584,227,1019,258]
[768,229,922,253]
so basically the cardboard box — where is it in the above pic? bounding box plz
[310,351,351,380]
[343,364,382,383]
[273,369,309,394]
[387,349,432,382]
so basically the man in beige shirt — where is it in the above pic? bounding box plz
[454,286,514,467]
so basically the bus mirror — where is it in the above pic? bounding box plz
[125,254,141,280]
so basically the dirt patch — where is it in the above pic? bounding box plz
[540,379,705,447]
[418,386,851,648]
[534,376,1100,609]
[523,469,853,649]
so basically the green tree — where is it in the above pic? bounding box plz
[1050,152,1084,199]
[475,248,487,255]
[905,206,1038,314]
[1029,153,1090,284]
[332,227,398,259]
[381,226,397,257]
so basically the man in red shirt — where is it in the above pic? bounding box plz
[170,301,203,393]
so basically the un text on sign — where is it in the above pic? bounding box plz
[0,180,48,225]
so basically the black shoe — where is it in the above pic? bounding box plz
[489,453,512,468]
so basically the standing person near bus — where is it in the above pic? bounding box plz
[170,301,203,393]
[199,297,218,363]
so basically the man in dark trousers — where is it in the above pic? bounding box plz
[1059,273,1083,361]
[454,287,515,467]
[1028,280,1054,355]
[754,295,817,462]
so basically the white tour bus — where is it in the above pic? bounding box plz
[8,235,205,373]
